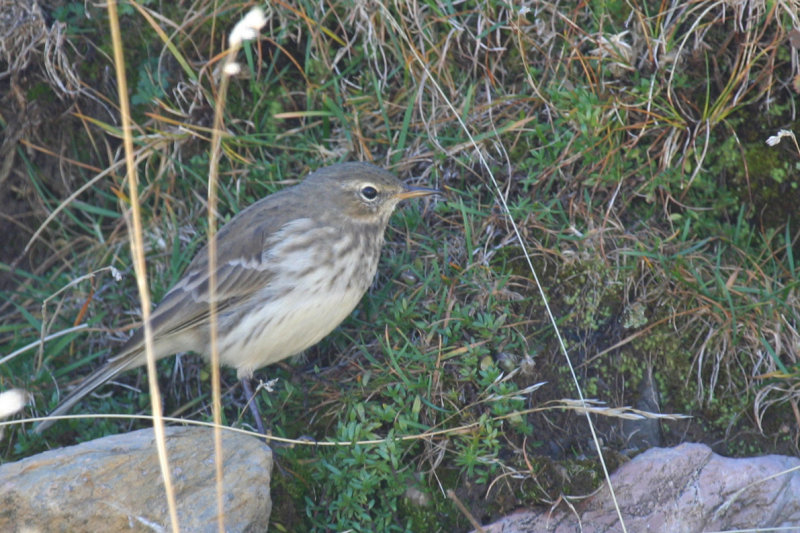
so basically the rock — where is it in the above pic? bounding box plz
[0,426,272,532]
[480,443,800,532]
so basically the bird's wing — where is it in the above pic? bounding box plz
[117,188,310,350]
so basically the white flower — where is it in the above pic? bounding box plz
[766,129,793,146]
[223,62,242,76]
[229,7,266,47]
[0,389,31,418]
[262,378,279,393]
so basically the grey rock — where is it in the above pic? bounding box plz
[480,443,800,532]
[0,426,272,532]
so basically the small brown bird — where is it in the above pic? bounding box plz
[35,162,439,432]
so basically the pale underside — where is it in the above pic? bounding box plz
[113,218,382,378]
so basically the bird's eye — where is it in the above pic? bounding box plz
[360,185,379,201]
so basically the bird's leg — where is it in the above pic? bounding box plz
[241,378,266,435]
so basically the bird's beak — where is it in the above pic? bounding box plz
[395,185,441,200]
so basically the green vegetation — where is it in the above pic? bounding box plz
[1,0,798,530]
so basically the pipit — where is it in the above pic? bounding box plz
[35,162,439,432]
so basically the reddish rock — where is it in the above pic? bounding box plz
[480,443,800,532]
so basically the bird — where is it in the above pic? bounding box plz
[35,162,440,432]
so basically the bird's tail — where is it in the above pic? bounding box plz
[34,349,144,433]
